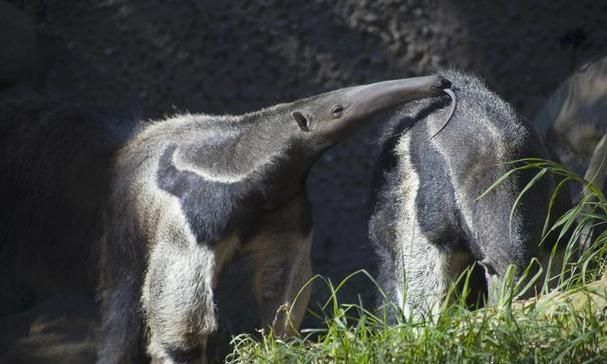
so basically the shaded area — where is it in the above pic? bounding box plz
[0,295,97,364]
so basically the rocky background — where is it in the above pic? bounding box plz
[2,0,607,362]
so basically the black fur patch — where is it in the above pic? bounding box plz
[237,190,313,245]
[409,122,465,251]
[164,345,204,364]
[156,145,236,246]
[156,145,312,247]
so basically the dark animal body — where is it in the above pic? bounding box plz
[369,71,570,319]
[0,87,133,316]
[97,76,451,363]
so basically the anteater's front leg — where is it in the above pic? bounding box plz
[143,236,238,364]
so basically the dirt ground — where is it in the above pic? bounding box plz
[2,1,607,362]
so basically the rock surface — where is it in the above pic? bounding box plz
[534,55,607,180]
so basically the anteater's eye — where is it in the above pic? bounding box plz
[331,104,344,119]
[291,111,309,131]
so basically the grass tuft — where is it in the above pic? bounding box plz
[227,160,607,363]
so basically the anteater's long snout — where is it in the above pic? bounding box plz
[347,75,451,117]
[304,74,452,146]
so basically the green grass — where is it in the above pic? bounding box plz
[226,159,607,364]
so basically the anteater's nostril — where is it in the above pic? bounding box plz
[440,78,452,89]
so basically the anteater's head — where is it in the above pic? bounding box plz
[233,75,451,207]
[286,75,451,152]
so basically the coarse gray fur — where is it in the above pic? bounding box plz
[97,76,451,363]
[369,70,571,320]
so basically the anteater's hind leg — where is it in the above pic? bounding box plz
[98,272,146,364]
[249,232,312,337]
[248,194,313,337]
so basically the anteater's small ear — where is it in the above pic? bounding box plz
[291,111,310,132]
